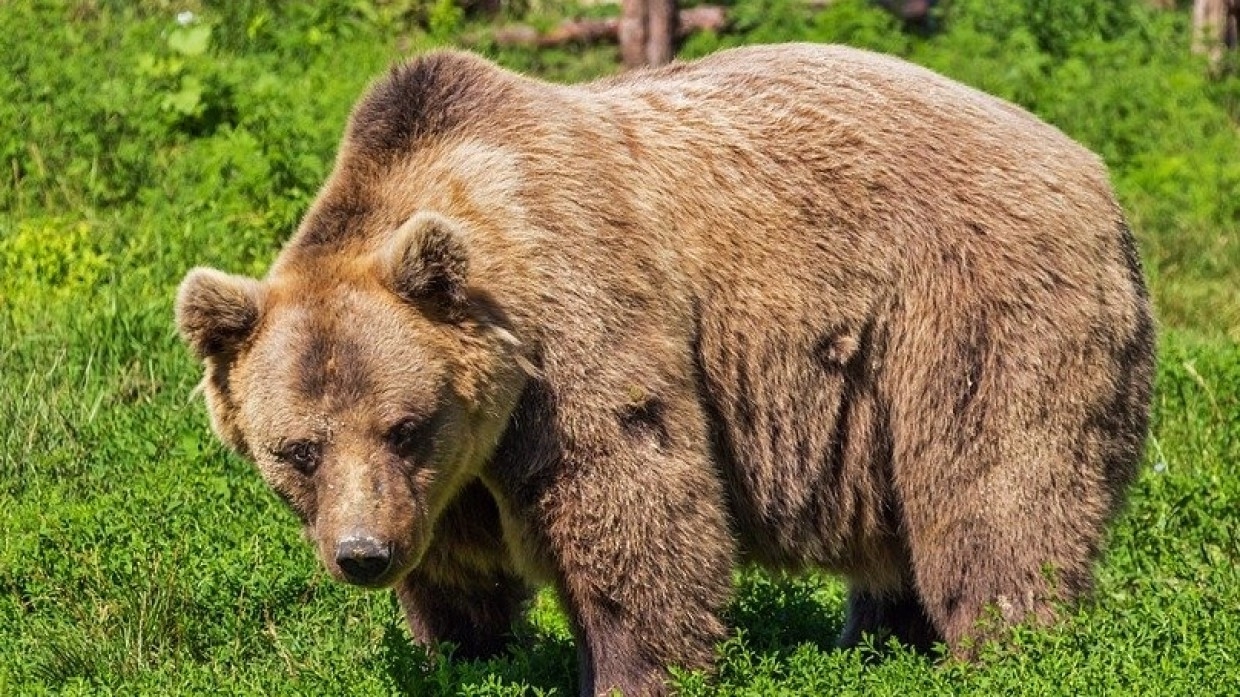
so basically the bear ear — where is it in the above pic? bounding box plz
[176,267,263,360]
[385,212,470,309]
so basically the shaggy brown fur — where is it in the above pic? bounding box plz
[176,44,1155,696]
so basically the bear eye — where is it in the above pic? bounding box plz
[387,417,432,459]
[274,440,320,476]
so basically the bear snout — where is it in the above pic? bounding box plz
[334,535,395,586]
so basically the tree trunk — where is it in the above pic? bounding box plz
[619,0,648,69]
[620,0,679,69]
[645,0,678,66]
[1193,0,1240,66]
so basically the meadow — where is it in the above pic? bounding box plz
[2,0,1238,694]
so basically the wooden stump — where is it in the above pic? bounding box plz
[1193,0,1240,67]
[621,0,679,68]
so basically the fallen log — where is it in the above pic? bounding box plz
[491,5,728,48]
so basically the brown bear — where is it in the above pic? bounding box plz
[175,44,1155,696]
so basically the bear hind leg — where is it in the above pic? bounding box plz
[904,516,1092,659]
[837,585,941,654]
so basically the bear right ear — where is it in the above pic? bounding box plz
[175,267,263,360]
[384,212,470,310]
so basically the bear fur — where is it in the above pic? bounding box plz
[176,44,1155,696]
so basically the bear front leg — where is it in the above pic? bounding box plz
[395,480,529,660]
[396,568,527,660]
[531,403,735,696]
[550,458,734,697]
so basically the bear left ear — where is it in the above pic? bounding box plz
[385,212,470,309]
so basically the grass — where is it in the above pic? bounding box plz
[2,0,1239,694]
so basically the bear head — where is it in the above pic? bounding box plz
[176,212,528,588]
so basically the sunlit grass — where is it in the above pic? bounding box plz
[2,0,1238,694]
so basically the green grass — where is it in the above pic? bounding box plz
[2,0,1239,694]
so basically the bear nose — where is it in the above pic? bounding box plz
[334,536,393,584]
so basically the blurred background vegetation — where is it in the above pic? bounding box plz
[1,0,1238,694]
[3,0,1238,339]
